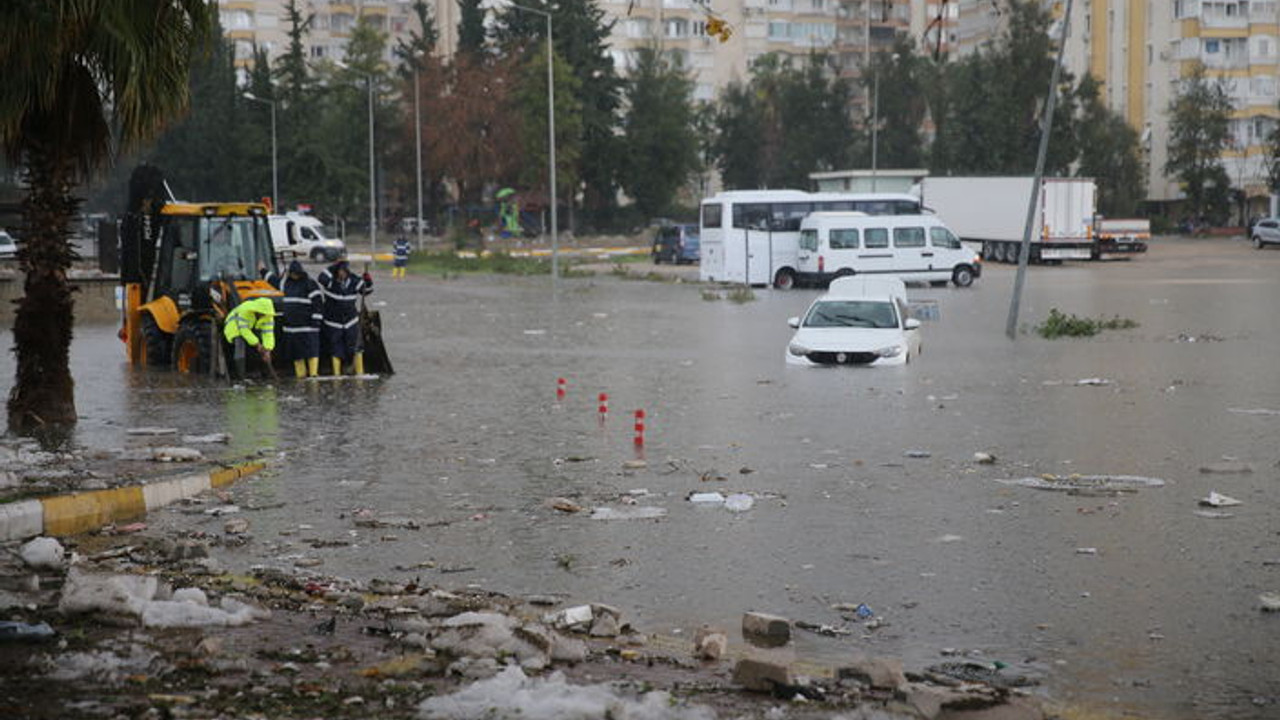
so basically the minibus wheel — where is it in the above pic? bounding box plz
[773,268,796,290]
[952,265,975,288]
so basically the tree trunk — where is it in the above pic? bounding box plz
[8,139,78,435]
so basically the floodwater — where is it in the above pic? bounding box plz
[5,237,1280,718]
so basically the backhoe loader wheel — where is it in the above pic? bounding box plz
[172,318,215,375]
[141,314,172,367]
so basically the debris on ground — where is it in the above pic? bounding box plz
[150,446,204,462]
[1260,593,1280,612]
[1200,491,1243,508]
[19,536,66,570]
[974,451,997,464]
[995,474,1165,493]
[1199,460,1254,474]
[588,506,666,521]
[420,665,715,720]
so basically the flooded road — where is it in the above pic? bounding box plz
[7,237,1280,718]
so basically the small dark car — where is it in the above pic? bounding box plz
[651,224,700,264]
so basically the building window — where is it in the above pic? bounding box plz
[1205,39,1220,53]
[310,45,327,58]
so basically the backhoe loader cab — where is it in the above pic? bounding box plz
[121,200,282,375]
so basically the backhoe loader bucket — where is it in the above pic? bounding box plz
[360,308,394,375]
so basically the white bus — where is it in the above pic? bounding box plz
[698,190,925,288]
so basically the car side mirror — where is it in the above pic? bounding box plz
[904,318,921,330]
[787,317,800,329]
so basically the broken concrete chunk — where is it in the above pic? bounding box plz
[837,656,906,690]
[544,605,593,630]
[733,657,794,693]
[695,630,728,661]
[19,537,65,570]
[223,518,250,535]
[1260,592,1280,612]
[742,611,791,642]
[588,613,619,638]
[974,452,997,465]
[181,433,231,444]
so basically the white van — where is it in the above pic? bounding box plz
[796,212,981,288]
[268,212,345,262]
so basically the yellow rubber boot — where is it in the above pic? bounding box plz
[332,357,342,376]
[294,359,307,378]
[354,353,365,376]
[307,357,319,377]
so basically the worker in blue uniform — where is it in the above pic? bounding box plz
[316,260,373,375]
[266,260,323,378]
[392,235,411,280]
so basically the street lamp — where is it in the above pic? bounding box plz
[242,93,278,211]
[504,1,559,283]
[412,54,425,251]
[335,61,378,256]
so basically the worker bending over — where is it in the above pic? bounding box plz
[317,260,373,375]
[266,260,323,378]
[223,296,278,378]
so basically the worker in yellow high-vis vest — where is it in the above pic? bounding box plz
[223,296,278,378]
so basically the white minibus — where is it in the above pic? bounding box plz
[796,212,981,287]
[698,190,924,288]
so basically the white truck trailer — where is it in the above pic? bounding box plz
[919,177,1110,263]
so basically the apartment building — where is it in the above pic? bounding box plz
[943,0,1280,208]
[217,0,427,71]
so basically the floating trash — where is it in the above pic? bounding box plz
[994,474,1165,493]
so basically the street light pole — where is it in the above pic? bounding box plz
[871,69,879,193]
[414,61,424,251]
[508,2,558,284]
[366,74,376,256]
[242,93,278,211]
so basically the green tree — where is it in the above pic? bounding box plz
[1165,62,1234,223]
[275,0,321,211]
[713,81,766,189]
[712,53,856,189]
[928,0,1076,175]
[145,13,244,201]
[618,47,700,218]
[458,0,487,56]
[514,44,583,205]
[1076,75,1145,216]
[394,0,438,74]
[865,38,928,170]
[314,19,395,226]
[0,0,213,434]
[494,0,622,229]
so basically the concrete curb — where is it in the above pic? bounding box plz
[0,461,265,542]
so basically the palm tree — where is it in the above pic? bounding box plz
[0,1,213,436]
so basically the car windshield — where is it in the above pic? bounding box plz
[804,300,898,329]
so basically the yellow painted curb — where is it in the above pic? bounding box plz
[42,486,146,537]
[211,461,266,489]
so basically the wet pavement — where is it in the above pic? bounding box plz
[4,237,1280,719]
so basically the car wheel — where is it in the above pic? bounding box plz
[952,265,975,287]
[773,268,796,290]
[311,248,326,262]
[1254,236,1264,249]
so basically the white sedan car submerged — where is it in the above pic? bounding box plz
[785,277,922,367]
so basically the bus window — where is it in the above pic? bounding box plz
[893,227,926,248]
[702,203,723,229]
[799,229,818,251]
[930,226,961,248]
[864,228,889,249]
[733,203,772,230]
[830,228,859,249]
[816,201,856,212]
[854,200,893,215]
[771,203,812,231]
[893,200,922,215]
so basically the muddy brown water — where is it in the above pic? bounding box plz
[4,238,1279,718]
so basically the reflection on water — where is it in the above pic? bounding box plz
[2,239,1279,719]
